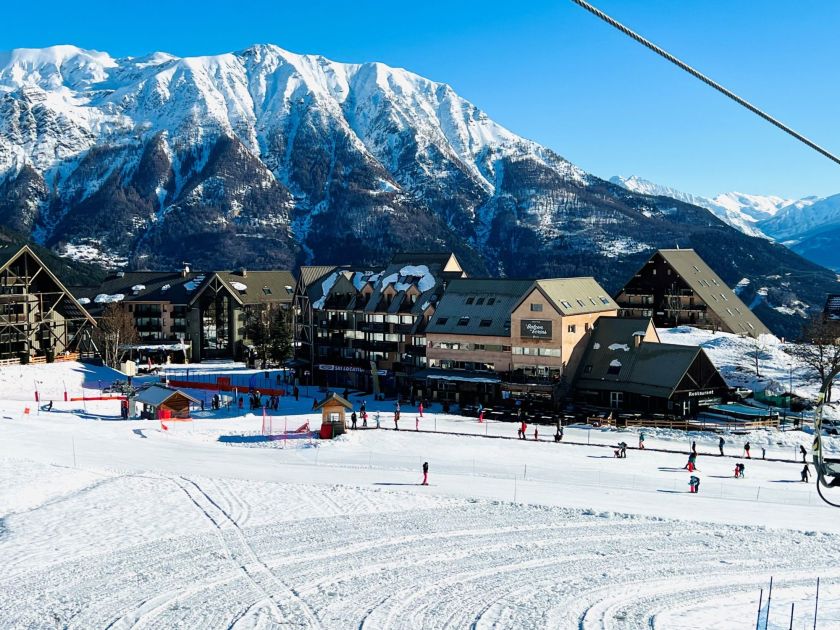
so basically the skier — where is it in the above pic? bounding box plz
[394,411,400,431]
[689,475,700,494]
[618,441,628,458]
[350,411,357,430]
[422,461,429,486]
[718,436,725,456]
[744,442,751,459]
[685,451,698,472]
[738,462,746,477]
[362,410,368,428]
[801,464,810,483]
[520,421,527,440]
[691,440,697,455]
[800,444,807,463]
[415,415,419,431]
[734,463,741,478]
[554,429,562,443]
[419,402,424,417]
[534,426,539,441]
[478,409,484,423]
[639,432,646,449]
[761,447,766,460]
[375,411,381,429]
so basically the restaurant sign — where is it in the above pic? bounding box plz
[520,319,552,339]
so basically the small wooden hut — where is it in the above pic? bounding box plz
[314,392,353,438]
[131,385,200,420]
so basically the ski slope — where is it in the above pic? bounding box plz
[1,362,839,629]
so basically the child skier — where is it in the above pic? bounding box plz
[801,464,810,483]
[639,432,645,449]
[689,475,700,494]
[422,461,429,485]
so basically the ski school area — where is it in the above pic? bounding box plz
[1,360,839,629]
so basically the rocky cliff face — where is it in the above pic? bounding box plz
[0,45,836,336]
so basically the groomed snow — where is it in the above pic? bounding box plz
[2,360,839,628]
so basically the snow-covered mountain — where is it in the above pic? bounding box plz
[611,175,840,271]
[0,45,836,337]
[610,176,794,238]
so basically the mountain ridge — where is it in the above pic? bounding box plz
[0,44,837,338]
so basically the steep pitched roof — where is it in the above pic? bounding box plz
[516,277,618,316]
[656,249,770,336]
[133,385,200,406]
[211,271,296,305]
[425,278,533,337]
[299,265,338,290]
[574,316,717,398]
[314,391,353,410]
[1,245,96,325]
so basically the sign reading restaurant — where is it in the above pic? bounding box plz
[520,319,552,339]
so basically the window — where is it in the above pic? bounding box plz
[530,303,543,312]
[599,296,610,304]
[720,293,728,301]
[487,298,496,305]
[466,297,475,305]
[457,316,470,326]
[583,365,593,374]
[262,286,272,295]
[567,324,576,333]
[607,364,621,376]
[590,297,597,305]
[436,317,448,325]
[284,285,293,295]
[692,265,700,273]
[576,299,586,307]
[561,301,573,309]
[726,308,734,315]
[512,346,523,355]
[475,297,485,305]
[479,319,492,327]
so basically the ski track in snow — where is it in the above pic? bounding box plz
[1,459,839,629]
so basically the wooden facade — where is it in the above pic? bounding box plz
[0,246,95,361]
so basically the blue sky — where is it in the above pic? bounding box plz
[4,0,839,198]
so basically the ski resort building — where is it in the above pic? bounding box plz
[614,249,769,337]
[573,316,729,416]
[0,245,96,362]
[421,278,533,404]
[77,267,295,363]
[293,253,466,394]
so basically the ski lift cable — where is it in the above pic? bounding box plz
[570,0,840,167]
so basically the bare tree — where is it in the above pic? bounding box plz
[788,315,840,402]
[93,304,139,369]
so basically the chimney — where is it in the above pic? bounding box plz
[181,262,190,277]
[240,267,247,277]
[633,333,643,348]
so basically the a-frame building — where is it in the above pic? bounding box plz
[0,245,96,361]
[614,249,770,337]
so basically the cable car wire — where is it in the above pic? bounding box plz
[570,0,840,167]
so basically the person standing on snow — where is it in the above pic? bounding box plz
[718,436,725,457]
[375,411,381,429]
[415,415,420,431]
[639,432,646,449]
[618,441,628,458]
[800,445,807,463]
[419,401,424,417]
[801,464,810,483]
[738,463,746,477]
[534,426,539,441]
[689,475,700,494]
[350,411,357,430]
[520,421,527,440]
[734,463,741,478]
[744,442,751,459]
[691,440,697,455]
[422,461,429,486]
